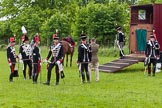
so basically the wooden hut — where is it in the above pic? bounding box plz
[130,4,162,54]
[98,4,162,73]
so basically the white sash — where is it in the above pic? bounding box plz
[52,43,60,50]
[81,43,88,49]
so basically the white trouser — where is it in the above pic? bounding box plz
[88,62,99,81]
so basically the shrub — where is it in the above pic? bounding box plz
[0,44,7,51]
[98,45,129,57]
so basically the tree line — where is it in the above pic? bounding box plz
[0,0,162,46]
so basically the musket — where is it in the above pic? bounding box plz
[114,34,118,57]
[144,66,147,75]
[78,63,81,77]
[39,63,41,83]
[116,41,124,57]
[144,56,150,75]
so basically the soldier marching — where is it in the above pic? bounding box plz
[43,34,64,85]
[19,35,33,80]
[145,34,160,76]
[116,26,125,59]
[77,33,92,83]
[32,36,41,84]
[7,37,17,82]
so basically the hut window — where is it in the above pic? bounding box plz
[138,10,146,20]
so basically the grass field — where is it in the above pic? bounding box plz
[0,46,162,108]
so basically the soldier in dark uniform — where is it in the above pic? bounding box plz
[117,26,125,59]
[7,37,17,82]
[78,34,92,83]
[30,33,40,47]
[43,34,64,85]
[145,34,160,76]
[32,36,41,84]
[19,35,32,80]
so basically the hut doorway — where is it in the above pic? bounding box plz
[136,29,147,52]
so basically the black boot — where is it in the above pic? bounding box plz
[55,73,60,85]
[33,74,38,84]
[152,65,156,76]
[43,81,50,85]
[29,76,32,79]
[82,74,85,83]
[35,74,38,83]
[23,70,26,80]
[29,70,32,79]
[9,73,13,82]
[55,82,59,85]
[148,67,151,76]
[43,72,51,85]
[61,71,65,79]
[86,71,90,83]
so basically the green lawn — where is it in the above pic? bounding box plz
[0,47,162,108]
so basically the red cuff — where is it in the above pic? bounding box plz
[76,60,79,64]
[8,59,11,64]
[38,60,41,63]
[58,59,63,63]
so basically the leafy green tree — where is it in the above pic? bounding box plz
[137,0,162,4]
[8,7,47,40]
[0,0,130,46]
[74,2,129,46]
[40,11,70,45]
[0,21,12,43]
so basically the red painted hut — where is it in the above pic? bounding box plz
[130,4,162,54]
